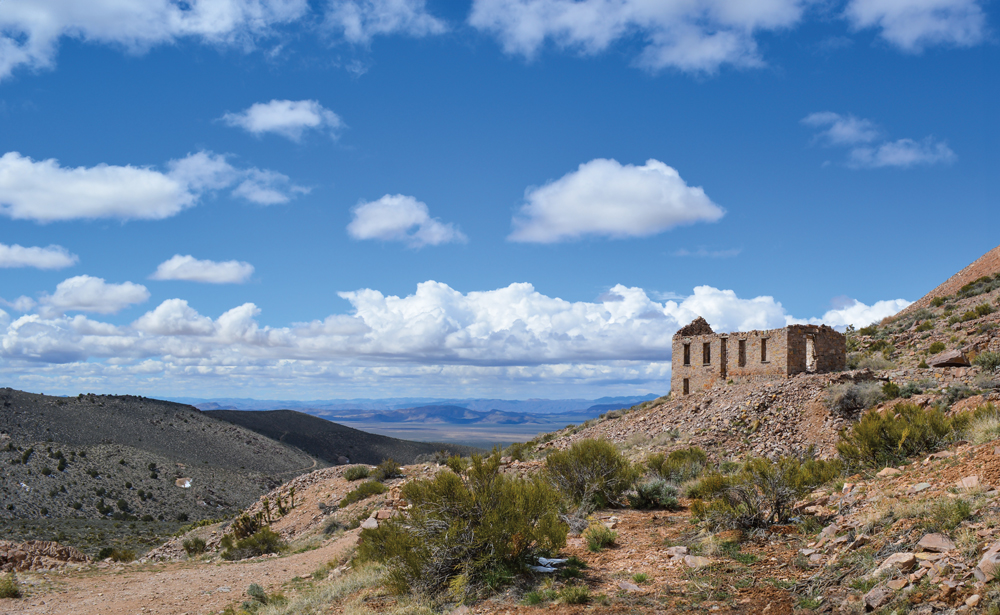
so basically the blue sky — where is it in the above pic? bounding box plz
[0,0,995,399]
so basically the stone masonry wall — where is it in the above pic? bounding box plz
[671,325,846,394]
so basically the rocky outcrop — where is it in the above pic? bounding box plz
[0,540,90,572]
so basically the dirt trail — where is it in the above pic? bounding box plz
[4,530,359,615]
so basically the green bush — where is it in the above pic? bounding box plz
[931,296,948,307]
[0,572,21,599]
[182,537,206,556]
[943,384,977,406]
[560,585,591,604]
[689,456,841,530]
[924,499,973,532]
[882,382,901,400]
[370,459,402,482]
[445,455,468,474]
[915,321,934,332]
[544,439,639,510]
[221,527,286,561]
[504,441,533,462]
[356,452,566,601]
[630,479,680,510]
[342,466,370,481]
[648,447,708,483]
[837,404,954,469]
[339,480,387,507]
[977,303,996,317]
[109,548,136,562]
[583,524,617,552]
[858,324,879,336]
[975,351,1000,374]
[826,381,884,415]
[929,341,946,354]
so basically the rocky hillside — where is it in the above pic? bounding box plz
[204,408,481,465]
[0,389,323,523]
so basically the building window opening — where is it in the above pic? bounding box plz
[683,344,691,366]
[683,378,689,395]
[703,342,711,365]
[806,336,817,372]
[761,338,768,363]
[738,339,746,367]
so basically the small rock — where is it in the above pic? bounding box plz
[909,483,932,494]
[664,546,689,557]
[618,581,642,592]
[877,467,901,477]
[875,553,916,576]
[957,476,979,490]
[360,518,379,530]
[864,586,893,611]
[887,579,908,591]
[966,594,981,607]
[848,535,870,550]
[917,533,957,553]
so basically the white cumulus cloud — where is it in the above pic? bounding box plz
[509,158,724,243]
[150,255,255,284]
[0,150,305,222]
[39,275,150,316]
[222,99,343,141]
[0,280,911,396]
[347,194,467,247]
[803,112,955,169]
[0,0,310,81]
[0,243,78,269]
[326,0,448,44]
[845,0,986,52]
[794,297,913,329]
[469,0,806,73]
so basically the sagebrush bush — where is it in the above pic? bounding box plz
[356,452,566,601]
[342,465,370,481]
[956,403,1000,444]
[370,459,402,482]
[647,447,708,483]
[630,479,680,510]
[826,381,884,415]
[504,441,533,462]
[583,524,617,552]
[221,527,286,561]
[445,454,468,474]
[929,341,946,354]
[882,382,901,400]
[182,537,206,556]
[109,548,136,562]
[0,572,20,599]
[560,585,591,604]
[544,438,639,510]
[689,456,841,530]
[975,351,1000,374]
[339,480,387,507]
[837,403,954,469]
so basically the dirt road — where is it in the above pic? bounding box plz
[4,531,358,615]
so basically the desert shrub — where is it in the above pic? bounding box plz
[977,303,996,317]
[221,527,286,561]
[342,466,370,481]
[857,354,895,370]
[630,479,680,510]
[882,382,901,400]
[944,384,977,406]
[955,403,1000,444]
[925,499,973,532]
[339,480,387,507]
[182,537,206,556]
[837,404,954,469]
[975,351,1000,374]
[583,524,617,552]
[370,459,402,482]
[445,455,468,474]
[0,572,21,599]
[109,548,135,562]
[915,321,934,332]
[649,447,708,483]
[826,381,884,415]
[560,585,591,604]
[356,451,566,601]
[918,359,930,368]
[858,324,879,336]
[931,296,948,307]
[504,441,533,461]
[899,381,928,398]
[929,341,946,354]
[689,456,841,530]
[544,439,639,510]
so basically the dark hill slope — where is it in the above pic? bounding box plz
[205,409,481,465]
[0,389,322,522]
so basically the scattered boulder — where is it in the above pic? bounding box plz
[874,552,916,577]
[927,349,970,367]
[877,467,901,477]
[957,475,979,490]
[864,586,893,611]
[917,533,956,553]
[683,555,712,569]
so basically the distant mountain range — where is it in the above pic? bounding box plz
[172,394,660,416]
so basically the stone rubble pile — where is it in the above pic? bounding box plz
[0,540,89,572]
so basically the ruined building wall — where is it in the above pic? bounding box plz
[671,325,845,395]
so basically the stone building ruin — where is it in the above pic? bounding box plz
[671,317,846,395]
